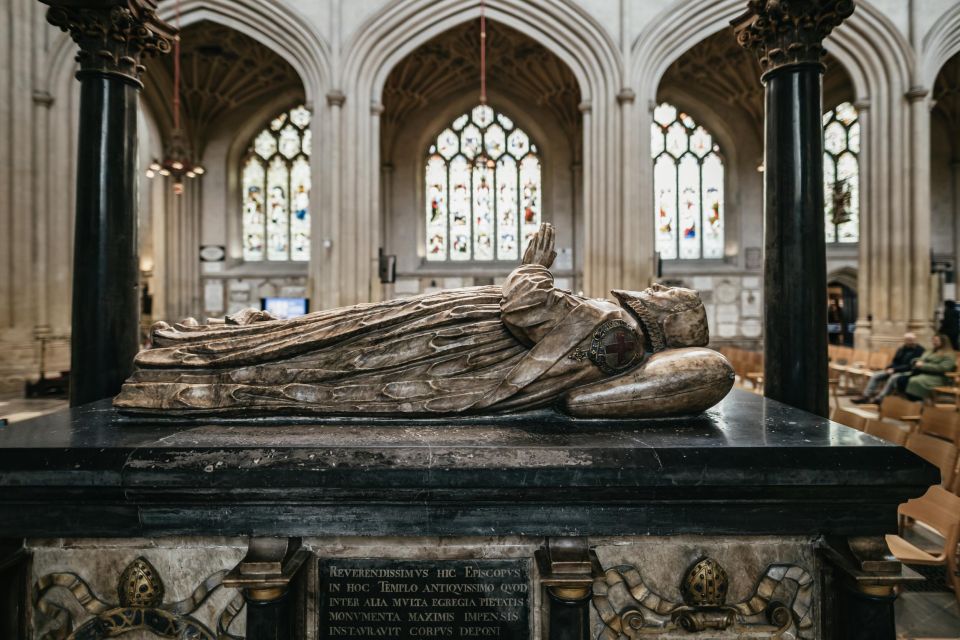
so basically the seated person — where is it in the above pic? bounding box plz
[894,333,957,402]
[852,332,924,404]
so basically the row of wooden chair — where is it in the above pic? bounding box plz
[887,486,960,572]
[828,344,899,395]
[720,345,890,405]
[840,394,923,427]
[716,347,764,392]
[830,343,960,410]
[831,403,960,487]
[932,371,960,406]
[830,401,960,601]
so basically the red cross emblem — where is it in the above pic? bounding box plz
[588,320,642,374]
[604,331,637,366]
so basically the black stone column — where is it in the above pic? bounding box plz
[819,536,923,639]
[536,538,597,640]
[224,537,308,640]
[42,1,174,406]
[733,0,854,417]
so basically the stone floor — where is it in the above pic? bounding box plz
[897,592,960,639]
[0,394,67,424]
[2,389,960,637]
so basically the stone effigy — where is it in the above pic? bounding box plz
[114,223,733,418]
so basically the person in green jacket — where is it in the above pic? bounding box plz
[899,333,957,401]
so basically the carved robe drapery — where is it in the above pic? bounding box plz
[115,265,636,415]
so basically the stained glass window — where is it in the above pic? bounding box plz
[425,105,541,262]
[823,102,859,243]
[651,103,724,260]
[242,105,312,261]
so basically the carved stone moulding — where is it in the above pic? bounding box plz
[732,0,855,78]
[42,0,176,85]
[592,556,814,638]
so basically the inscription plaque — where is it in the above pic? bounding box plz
[319,558,530,639]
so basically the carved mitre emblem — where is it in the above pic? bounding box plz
[681,557,729,607]
[118,557,164,608]
[589,320,642,374]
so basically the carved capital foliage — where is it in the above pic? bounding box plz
[732,0,854,76]
[43,0,176,84]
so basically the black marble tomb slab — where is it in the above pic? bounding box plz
[0,389,937,538]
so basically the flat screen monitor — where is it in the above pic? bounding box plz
[261,297,309,319]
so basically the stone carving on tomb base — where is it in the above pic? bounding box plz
[114,223,734,418]
[33,556,244,639]
[593,557,814,639]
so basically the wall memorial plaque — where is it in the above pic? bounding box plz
[319,558,531,639]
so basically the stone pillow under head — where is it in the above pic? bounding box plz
[562,347,734,418]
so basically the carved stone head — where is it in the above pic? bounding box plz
[612,284,709,351]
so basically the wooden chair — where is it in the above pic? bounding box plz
[887,486,960,569]
[868,350,890,370]
[948,525,960,606]
[905,433,960,487]
[880,395,923,423]
[844,394,922,425]
[864,419,909,446]
[952,457,960,495]
[847,351,890,391]
[932,371,960,407]
[830,407,866,431]
[828,347,853,376]
[739,350,763,393]
[728,349,752,386]
[839,349,870,387]
[917,405,960,445]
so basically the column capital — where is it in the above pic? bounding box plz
[43,0,175,86]
[616,88,636,105]
[905,85,929,103]
[732,0,854,78]
[32,90,55,108]
[370,101,385,116]
[535,537,599,603]
[578,100,592,114]
[326,90,346,107]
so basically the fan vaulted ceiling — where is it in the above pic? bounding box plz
[381,19,581,157]
[144,21,304,155]
[658,28,852,132]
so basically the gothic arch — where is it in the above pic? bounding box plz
[158,0,331,102]
[631,0,924,345]
[828,267,858,293]
[922,3,960,88]
[42,0,334,322]
[328,0,624,308]
[629,0,746,278]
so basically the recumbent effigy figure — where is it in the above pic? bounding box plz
[115,223,734,418]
